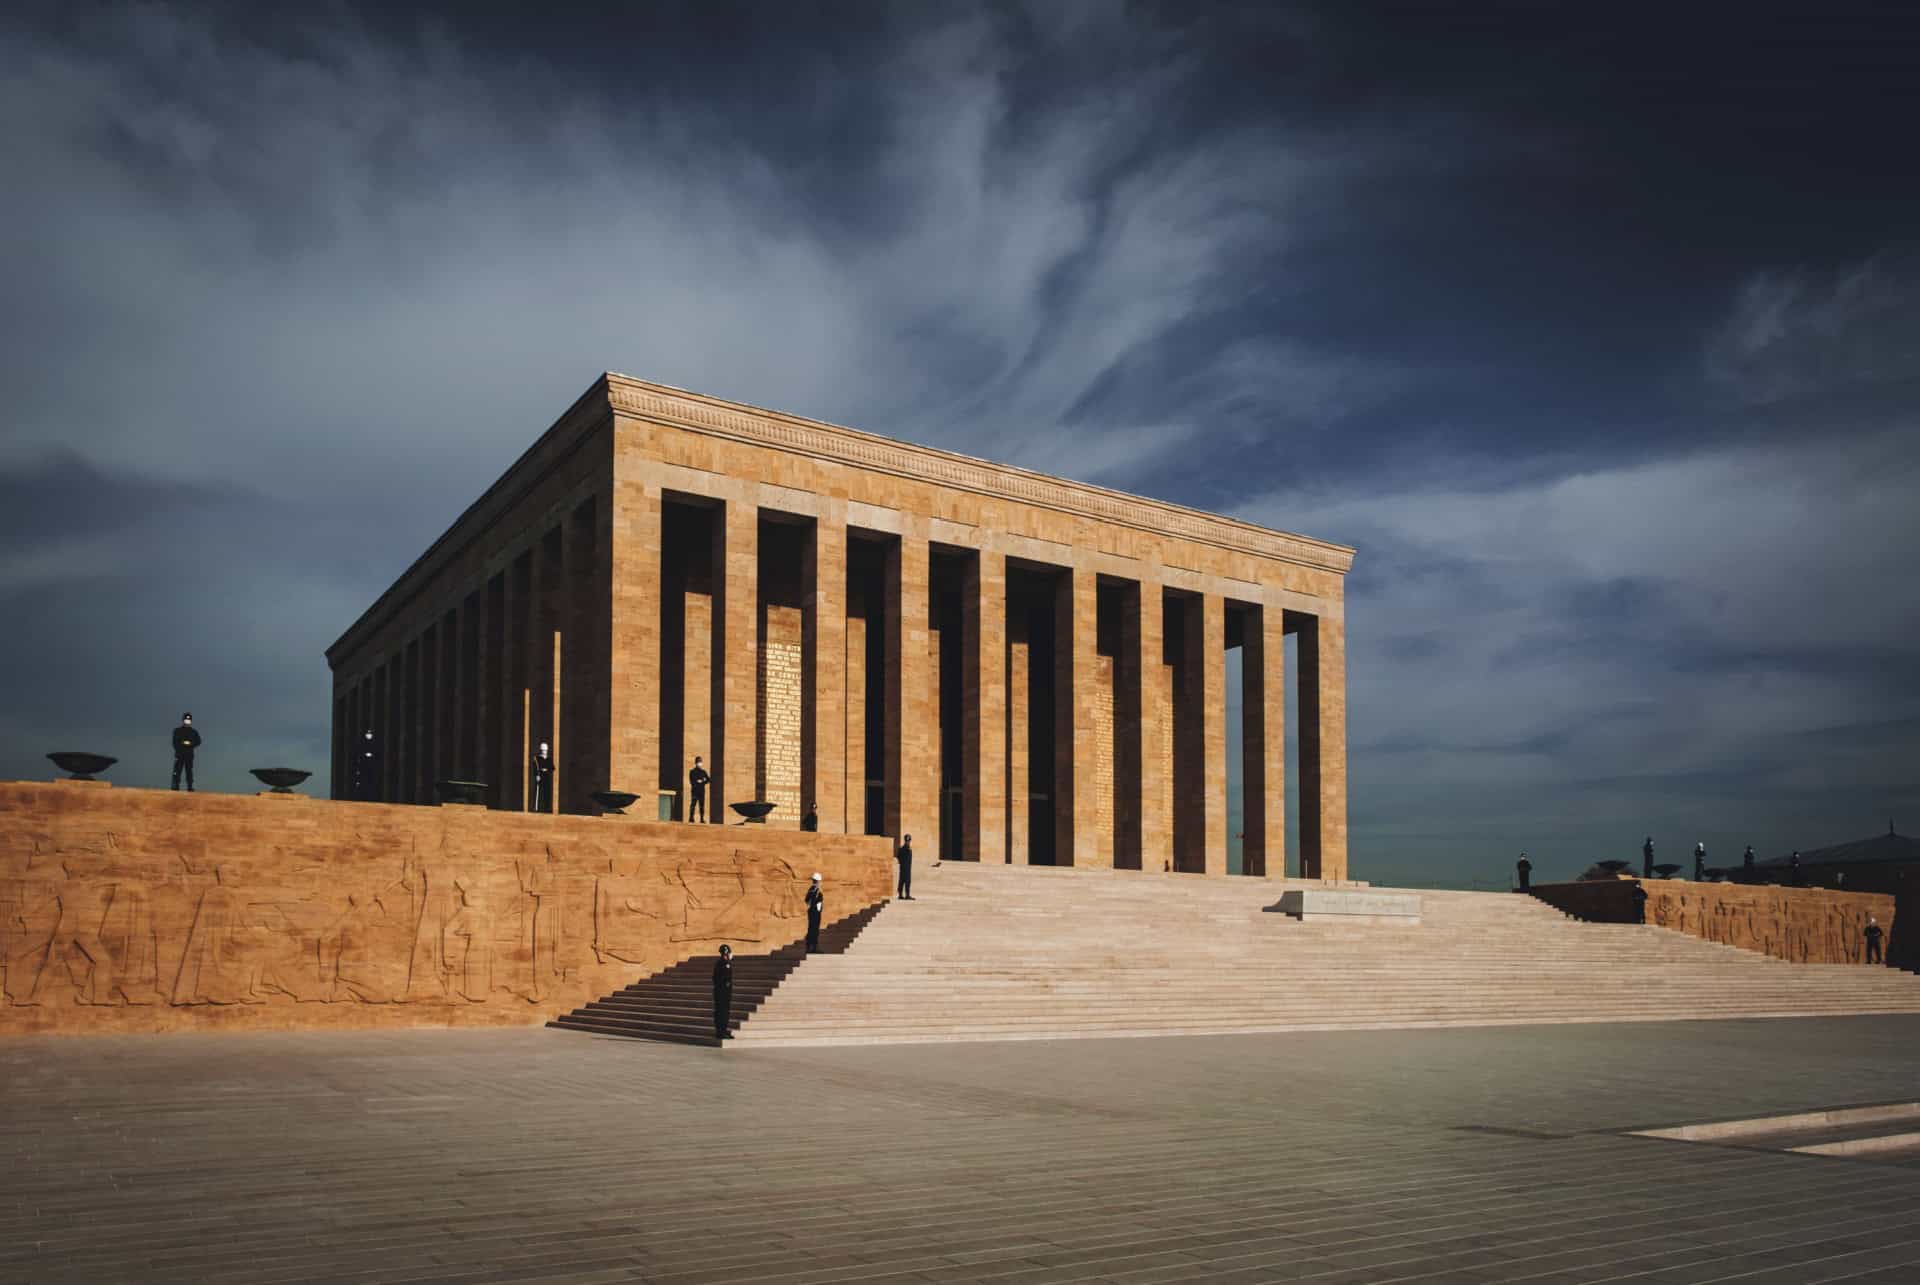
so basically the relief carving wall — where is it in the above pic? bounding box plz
[0,782,893,1036]
[1529,878,1894,966]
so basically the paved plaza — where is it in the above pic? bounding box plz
[5,1018,1920,1284]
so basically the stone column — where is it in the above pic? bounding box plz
[415,626,435,803]
[1241,604,1285,877]
[389,653,406,804]
[438,608,456,788]
[885,528,937,848]
[680,521,715,822]
[530,529,561,813]
[716,497,759,820]
[845,609,867,833]
[964,547,1007,863]
[474,579,494,799]
[389,649,405,804]
[335,680,348,797]
[408,635,425,805]
[1007,598,1030,865]
[1112,581,1140,869]
[1299,608,1349,881]
[453,595,472,775]
[561,496,601,815]
[1057,564,1103,867]
[609,477,662,816]
[374,659,392,803]
[330,690,345,800]
[499,564,522,806]
[807,510,848,833]
[1136,580,1170,872]
[1201,593,1227,875]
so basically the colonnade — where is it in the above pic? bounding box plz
[331,482,1348,881]
[611,483,1348,881]
[331,493,605,817]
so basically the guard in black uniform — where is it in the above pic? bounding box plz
[529,741,555,812]
[895,834,914,900]
[801,803,819,832]
[1693,842,1706,881]
[1865,916,1885,964]
[805,873,824,953]
[688,756,709,823]
[712,945,733,1042]
[170,712,202,791]
[1631,882,1649,924]
[1642,836,1654,880]
[1789,850,1803,886]
[1515,853,1532,892]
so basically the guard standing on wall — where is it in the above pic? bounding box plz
[801,803,819,832]
[529,741,554,812]
[687,756,709,823]
[170,712,201,791]
[805,873,824,953]
[895,834,914,900]
[1515,853,1532,892]
[1865,916,1884,965]
[1642,836,1655,880]
[1693,842,1706,881]
[711,944,733,1042]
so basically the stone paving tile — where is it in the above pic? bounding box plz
[5,1018,1920,1283]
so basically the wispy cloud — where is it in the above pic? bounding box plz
[1,4,1912,889]
[0,3,1397,788]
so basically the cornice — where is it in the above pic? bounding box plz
[606,374,1355,576]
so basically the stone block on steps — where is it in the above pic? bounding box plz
[1270,888,1422,924]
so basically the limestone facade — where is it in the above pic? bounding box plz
[326,375,1356,878]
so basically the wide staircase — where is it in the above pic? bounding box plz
[546,903,886,1046]
[718,862,1920,1047]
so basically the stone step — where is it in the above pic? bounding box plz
[551,863,1920,1049]
[543,902,887,1045]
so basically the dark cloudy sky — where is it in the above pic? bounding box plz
[4,1,1917,888]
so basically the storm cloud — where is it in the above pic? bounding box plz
[2,1,1915,887]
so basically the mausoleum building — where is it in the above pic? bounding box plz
[326,375,1355,878]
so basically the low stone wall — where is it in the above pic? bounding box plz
[0,781,894,1036]
[1529,879,1893,965]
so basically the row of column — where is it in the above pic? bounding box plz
[332,495,602,813]
[608,487,1346,880]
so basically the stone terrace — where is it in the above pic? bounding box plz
[6,1018,1920,1283]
